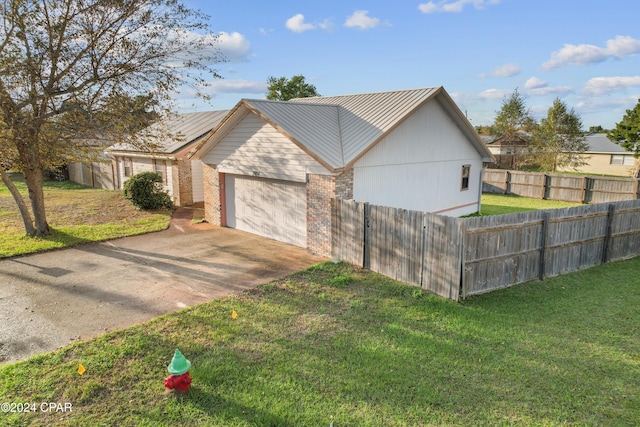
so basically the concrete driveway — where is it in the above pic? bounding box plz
[0,208,324,365]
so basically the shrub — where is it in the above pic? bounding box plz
[123,172,173,210]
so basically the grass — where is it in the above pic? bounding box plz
[1,260,638,426]
[0,174,172,258]
[480,193,583,216]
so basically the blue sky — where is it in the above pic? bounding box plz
[179,0,640,130]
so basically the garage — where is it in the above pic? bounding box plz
[225,174,307,247]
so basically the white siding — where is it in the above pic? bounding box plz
[353,99,483,217]
[201,111,330,182]
[191,160,204,203]
[116,156,174,199]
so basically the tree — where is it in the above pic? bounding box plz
[490,88,535,169]
[474,124,495,135]
[530,98,588,172]
[608,99,640,177]
[266,75,319,101]
[0,0,222,236]
[589,125,607,133]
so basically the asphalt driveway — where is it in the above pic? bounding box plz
[0,208,324,365]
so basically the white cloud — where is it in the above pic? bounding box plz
[286,14,317,33]
[480,63,521,78]
[477,88,512,100]
[418,0,501,14]
[510,77,573,97]
[576,96,637,113]
[583,76,640,96]
[524,77,547,89]
[525,85,573,97]
[209,79,266,94]
[217,32,251,62]
[318,19,334,31]
[542,36,640,70]
[344,10,381,30]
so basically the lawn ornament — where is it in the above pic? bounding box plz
[164,349,192,392]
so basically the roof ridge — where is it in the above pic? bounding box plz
[292,86,441,101]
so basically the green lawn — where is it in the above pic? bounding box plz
[1,260,638,426]
[480,193,583,215]
[0,175,172,258]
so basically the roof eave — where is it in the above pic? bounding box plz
[187,102,246,160]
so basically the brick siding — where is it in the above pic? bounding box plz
[335,168,354,200]
[307,169,354,257]
[172,159,194,206]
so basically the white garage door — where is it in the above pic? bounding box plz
[225,175,307,247]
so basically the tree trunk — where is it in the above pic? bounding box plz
[23,166,50,236]
[0,168,36,235]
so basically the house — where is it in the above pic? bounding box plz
[189,87,494,257]
[107,111,228,206]
[557,133,639,176]
[482,134,530,169]
[67,153,117,190]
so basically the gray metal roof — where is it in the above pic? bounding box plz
[292,88,441,165]
[243,100,344,168]
[191,87,494,170]
[585,133,628,153]
[109,110,229,154]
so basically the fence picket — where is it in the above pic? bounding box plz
[483,169,640,203]
[331,198,640,301]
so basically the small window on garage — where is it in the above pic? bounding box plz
[461,164,471,191]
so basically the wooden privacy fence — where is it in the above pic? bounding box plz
[483,169,640,203]
[331,198,640,301]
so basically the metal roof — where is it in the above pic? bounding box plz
[292,88,441,165]
[243,100,344,169]
[191,87,494,170]
[109,110,229,154]
[585,133,628,153]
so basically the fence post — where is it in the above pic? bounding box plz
[539,211,550,280]
[458,218,466,300]
[363,202,370,269]
[542,174,549,200]
[505,171,511,195]
[602,203,616,264]
[582,176,589,204]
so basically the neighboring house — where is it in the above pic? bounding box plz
[107,111,228,206]
[67,153,117,190]
[189,87,494,257]
[482,134,530,169]
[557,133,639,176]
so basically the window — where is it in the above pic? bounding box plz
[153,159,167,185]
[123,157,133,177]
[461,164,471,191]
[610,154,635,166]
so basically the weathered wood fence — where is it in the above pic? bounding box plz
[483,169,640,203]
[331,198,640,301]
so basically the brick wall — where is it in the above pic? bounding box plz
[172,159,193,206]
[307,169,354,257]
[203,164,221,226]
[335,168,354,200]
